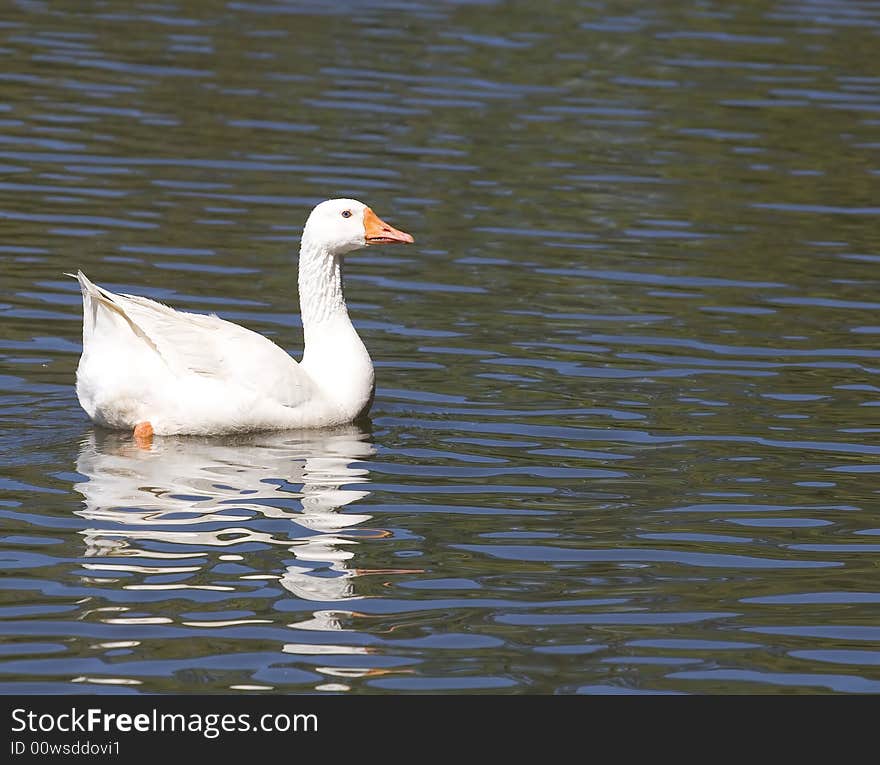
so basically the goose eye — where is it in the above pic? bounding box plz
[341,210,352,219]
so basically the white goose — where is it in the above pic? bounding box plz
[71,199,414,442]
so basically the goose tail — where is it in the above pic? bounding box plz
[66,270,157,352]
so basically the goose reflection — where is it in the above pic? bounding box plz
[73,424,379,603]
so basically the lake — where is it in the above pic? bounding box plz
[1,0,879,694]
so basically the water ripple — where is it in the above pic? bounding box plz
[1,0,879,694]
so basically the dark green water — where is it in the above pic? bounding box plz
[1,0,879,694]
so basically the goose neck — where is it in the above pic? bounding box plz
[297,237,348,330]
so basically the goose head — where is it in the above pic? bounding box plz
[302,198,414,256]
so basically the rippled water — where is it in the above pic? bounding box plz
[1,0,879,694]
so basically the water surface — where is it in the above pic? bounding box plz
[1,0,879,694]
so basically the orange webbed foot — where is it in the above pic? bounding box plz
[133,421,154,449]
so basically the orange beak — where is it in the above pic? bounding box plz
[363,207,415,245]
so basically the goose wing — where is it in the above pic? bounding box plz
[72,271,311,406]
